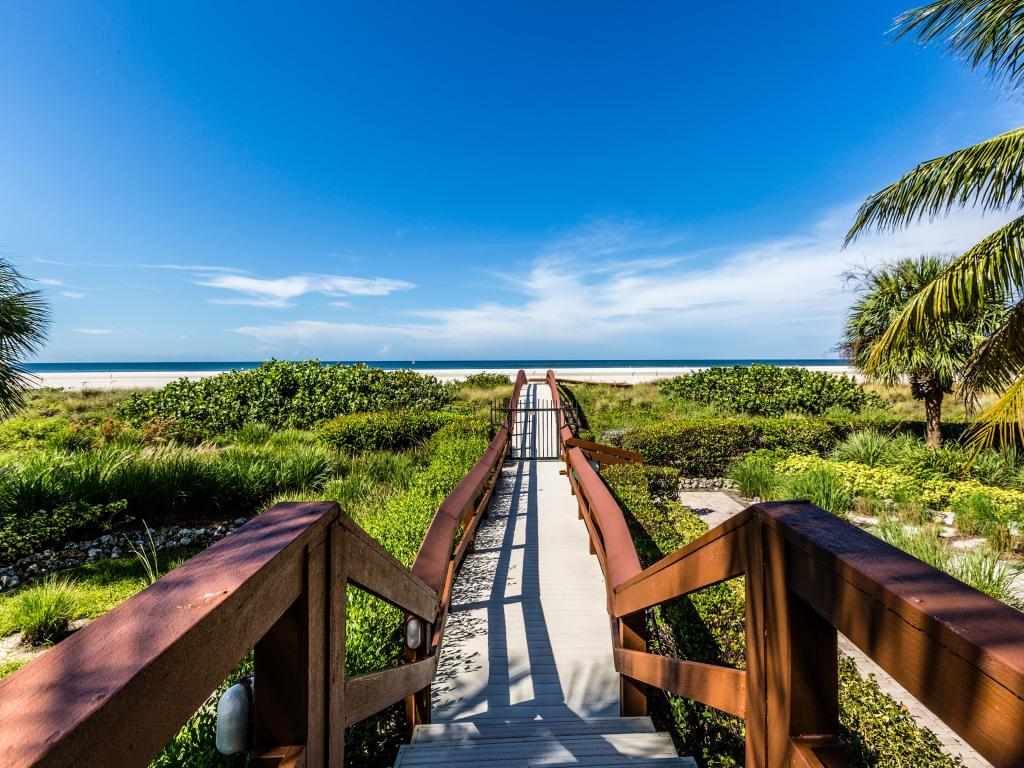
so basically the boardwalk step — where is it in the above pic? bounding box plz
[394,726,697,766]
[411,716,657,743]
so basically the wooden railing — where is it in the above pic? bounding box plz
[547,370,1024,768]
[0,370,527,768]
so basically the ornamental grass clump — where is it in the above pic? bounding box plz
[831,431,893,467]
[725,452,778,498]
[10,575,78,645]
[780,465,853,517]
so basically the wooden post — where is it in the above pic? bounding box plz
[619,613,648,716]
[328,521,346,767]
[747,519,843,766]
[404,622,432,733]
[254,536,329,768]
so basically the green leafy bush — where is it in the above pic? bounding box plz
[9,575,78,645]
[459,372,511,387]
[319,411,456,452]
[620,417,851,475]
[658,364,879,416]
[120,361,453,438]
[0,499,130,562]
[602,463,962,768]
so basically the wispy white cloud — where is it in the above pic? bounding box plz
[35,257,244,273]
[231,206,1013,358]
[73,327,114,335]
[60,291,86,299]
[200,273,415,308]
[39,278,63,286]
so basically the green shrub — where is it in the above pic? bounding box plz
[620,417,849,475]
[120,361,453,438]
[0,442,344,561]
[602,463,962,768]
[318,411,455,452]
[460,372,511,387]
[726,452,779,498]
[658,364,879,417]
[831,431,893,466]
[10,575,78,645]
[779,465,854,516]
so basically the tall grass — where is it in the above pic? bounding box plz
[831,431,892,466]
[0,441,344,560]
[726,453,778,498]
[878,519,1020,606]
[780,466,853,516]
[8,575,78,645]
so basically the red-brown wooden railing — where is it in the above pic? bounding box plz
[547,369,1024,768]
[0,370,526,768]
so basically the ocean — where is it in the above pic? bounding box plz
[25,359,849,373]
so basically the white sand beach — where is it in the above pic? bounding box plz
[28,365,858,391]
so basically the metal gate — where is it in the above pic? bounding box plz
[491,404,563,460]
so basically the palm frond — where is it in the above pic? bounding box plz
[845,127,1024,243]
[894,0,1024,90]
[864,215,1024,373]
[966,371,1024,450]
[962,297,1024,393]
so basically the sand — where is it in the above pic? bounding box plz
[28,365,858,391]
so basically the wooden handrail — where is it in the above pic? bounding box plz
[0,369,528,767]
[548,370,1024,768]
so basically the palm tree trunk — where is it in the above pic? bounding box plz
[925,390,944,449]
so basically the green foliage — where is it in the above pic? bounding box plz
[779,465,854,516]
[318,410,456,452]
[602,463,962,768]
[619,417,855,476]
[838,656,960,768]
[8,575,77,645]
[0,443,340,561]
[0,499,130,563]
[0,659,27,680]
[725,452,779,498]
[0,260,49,418]
[658,365,878,417]
[459,372,511,387]
[831,431,893,466]
[120,361,453,439]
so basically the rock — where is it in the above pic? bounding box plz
[87,548,101,560]
[180,537,192,547]
[234,518,248,527]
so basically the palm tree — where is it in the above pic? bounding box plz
[841,255,1004,447]
[0,261,48,416]
[846,0,1024,449]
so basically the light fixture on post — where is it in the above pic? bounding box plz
[405,616,423,650]
[215,676,253,755]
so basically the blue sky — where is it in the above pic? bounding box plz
[0,2,1019,361]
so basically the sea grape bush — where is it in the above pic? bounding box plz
[658,364,879,417]
[318,411,458,453]
[119,361,454,438]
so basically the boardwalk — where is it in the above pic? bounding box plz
[394,384,695,765]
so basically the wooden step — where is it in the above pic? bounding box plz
[411,716,656,743]
[395,717,697,767]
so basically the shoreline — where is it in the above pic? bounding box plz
[28,365,859,390]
